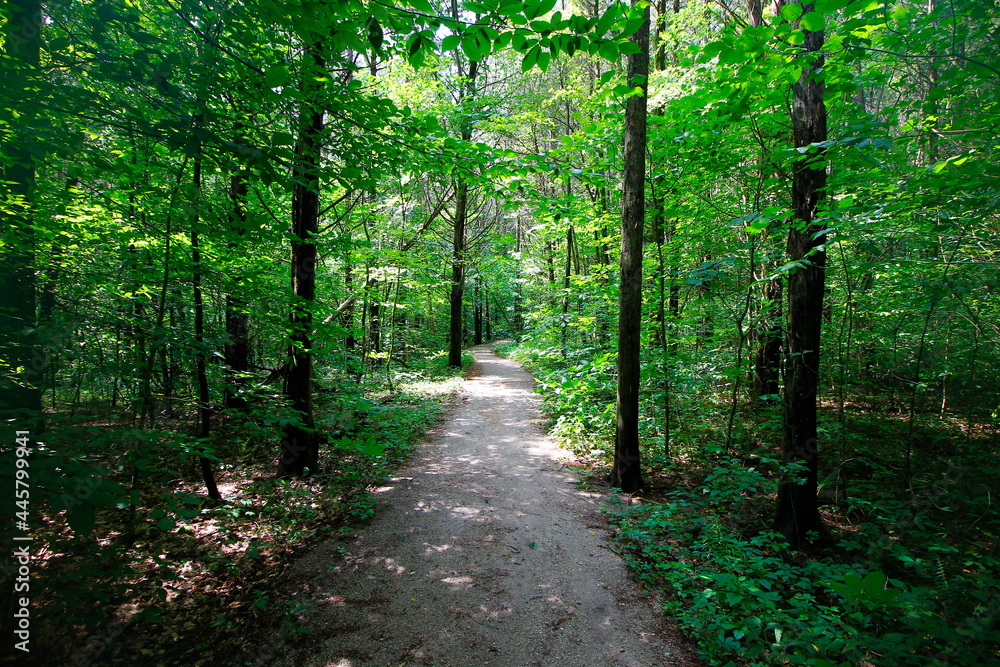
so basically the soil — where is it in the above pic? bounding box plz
[253,345,702,667]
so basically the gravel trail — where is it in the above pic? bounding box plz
[262,345,701,667]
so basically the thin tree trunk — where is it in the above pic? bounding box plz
[513,218,524,334]
[753,277,782,400]
[448,178,468,367]
[190,142,221,500]
[562,227,573,356]
[484,287,492,341]
[344,256,357,351]
[38,178,77,409]
[474,275,483,345]
[224,172,250,411]
[370,299,381,366]
[611,2,650,493]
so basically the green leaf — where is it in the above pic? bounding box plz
[780,2,804,21]
[263,64,289,88]
[862,570,887,594]
[461,33,482,61]
[537,49,551,71]
[598,40,619,62]
[800,11,824,30]
[408,34,423,57]
[366,16,384,52]
[621,14,646,37]
[524,0,557,21]
[618,40,640,55]
[408,34,427,68]
[815,0,852,11]
[67,503,96,536]
[521,44,540,72]
[596,3,620,34]
[497,1,525,17]
[464,0,491,12]
[359,437,386,457]
[271,131,295,146]
[442,34,461,51]
[158,515,177,531]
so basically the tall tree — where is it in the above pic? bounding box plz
[610,2,650,493]
[278,39,325,478]
[189,137,221,500]
[223,171,250,412]
[447,0,480,368]
[774,0,828,546]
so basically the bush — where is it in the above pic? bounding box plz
[606,456,1000,666]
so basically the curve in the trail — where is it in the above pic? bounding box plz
[262,345,699,667]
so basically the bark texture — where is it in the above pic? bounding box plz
[447,0,479,368]
[611,4,650,494]
[775,4,828,546]
[279,42,324,478]
[448,177,469,367]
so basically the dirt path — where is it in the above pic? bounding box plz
[259,345,700,666]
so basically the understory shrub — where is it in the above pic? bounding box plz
[606,457,1000,666]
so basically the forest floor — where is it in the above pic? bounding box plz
[253,345,702,667]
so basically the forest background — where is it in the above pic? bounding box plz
[0,0,998,664]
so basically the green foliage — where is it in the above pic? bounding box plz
[607,455,1000,666]
[7,0,1000,659]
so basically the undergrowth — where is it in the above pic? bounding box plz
[604,455,1000,666]
[0,356,468,666]
[504,339,1000,666]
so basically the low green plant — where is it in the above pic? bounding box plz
[492,340,518,358]
[606,457,1000,666]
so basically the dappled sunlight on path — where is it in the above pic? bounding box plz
[261,345,700,667]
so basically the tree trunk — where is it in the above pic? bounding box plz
[190,144,221,500]
[448,178,468,367]
[447,1,478,368]
[611,3,649,493]
[474,276,483,345]
[0,0,43,431]
[278,41,324,478]
[38,178,76,409]
[775,2,828,546]
[344,257,357,351]
[484,287,492,341]
[753,276,782,401]
[370,299,381,365]
[562,226,573,356]
[224,172,250,411]
[513,218,524,334]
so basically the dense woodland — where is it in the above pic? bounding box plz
[1,0,999,664]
